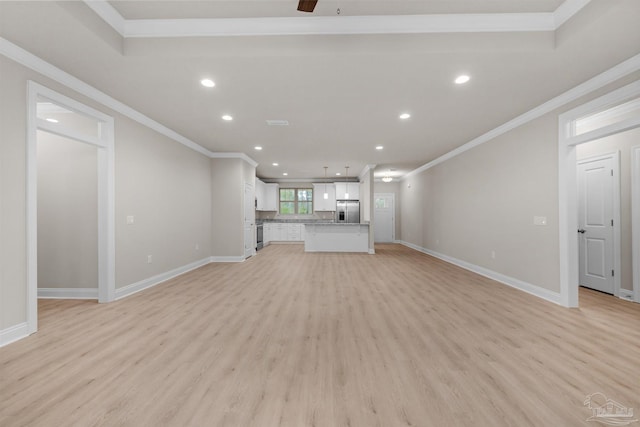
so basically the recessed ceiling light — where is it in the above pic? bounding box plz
[335,172,341,176]
[399,113,411,120]
[375,145,384,150]
[200,78,215,88]
[222,114,233,121]
[45,118,59,123]
[272,162,279,166]
[455,75,470,84]
[283,172,288,176]
[254,146,262,150]
[266,119,289,126]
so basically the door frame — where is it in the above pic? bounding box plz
[576,151,621,297]
[27,81,115,334]
[373,192,395,242]
[632,145,640,302]
[243,182,255,259]
[559,79,640,307]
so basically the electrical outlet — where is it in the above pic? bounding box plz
[147,255,152,264]
[534,216,547,226]
[491,250,496,259]
[195,243,199,251]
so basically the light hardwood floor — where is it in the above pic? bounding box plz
[1,244,639,426]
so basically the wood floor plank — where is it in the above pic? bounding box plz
[1,243,639,426]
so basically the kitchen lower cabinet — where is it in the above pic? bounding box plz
[263,223,305,243]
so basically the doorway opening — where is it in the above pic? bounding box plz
[37,132,99,298]
[559,80,640,307]
[27,81,115,335]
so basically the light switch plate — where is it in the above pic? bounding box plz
[534,216,547,226]
[126,215,134,225]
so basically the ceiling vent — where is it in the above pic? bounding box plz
[266,120,289,126]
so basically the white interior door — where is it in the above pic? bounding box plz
[244,183,255,258]
[374,193,394,243]
[577,156,615,294]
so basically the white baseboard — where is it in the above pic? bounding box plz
[619,289,635,302]
[38,288,98,299]
[210,255,246,262]
[0,322,30,348]
[399,241,564,306]
[115,257,213,300]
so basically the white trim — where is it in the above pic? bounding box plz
[618,289,634,302]
[399,241,564,306]
[38,288,99,299]
[399,240,563,305]
[577,152,622,298]
[115,257,212,300]
[0,38,214,158]
[0,38,261,165]
[404,54,640,181]
[553,0,591,28]
[559,82,640,308]
[83,0,126,36]
[0,322,30,348]
[358,164,377,182]
[27,81,117,339]
[210,256,247,263]
[632,145,640,303]
[210,152,258,168]
[86,0,591,38]
[124,14,557,38]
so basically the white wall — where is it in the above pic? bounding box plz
[211,158,244,257]
[399,72,640,297]
[0,54,214,334]
[0,55,28,331]
[401,114,561,292]
[37,132,98,290]
[115,118,213,288]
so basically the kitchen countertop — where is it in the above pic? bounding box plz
[258,219,335,224]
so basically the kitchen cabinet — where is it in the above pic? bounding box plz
[312,183,336,211]
[255,179,265,210]
[334,181,359,201]
[263,223,271,244]
[263,223,304,243]
[256,180,279,211]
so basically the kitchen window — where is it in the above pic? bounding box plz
[280,188,313,215]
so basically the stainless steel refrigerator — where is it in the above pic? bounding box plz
[336,200,360,223]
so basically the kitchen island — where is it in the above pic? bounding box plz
[304,223,370,253]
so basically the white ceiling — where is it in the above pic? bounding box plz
[1,0,639,181]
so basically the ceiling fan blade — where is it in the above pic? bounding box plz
[297,0,318,13]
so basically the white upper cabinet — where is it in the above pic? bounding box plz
[263,183,279,211]
[334,182,359,200]
[255,179,265,210]
[313,183,336,211]
[256,180,279,211]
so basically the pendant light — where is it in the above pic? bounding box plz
[323,166,329,199]
[344,166,350,199]
[382,169,393,183]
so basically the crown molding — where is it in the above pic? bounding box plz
[358,164,377,181]
[84,0,590,38]
[210,152,258,168]
[0,37,259,165]
[404,52,640,180]
[553,0,591,28]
